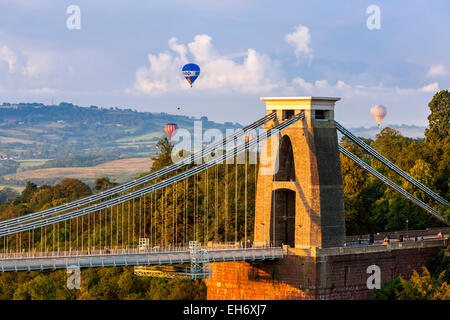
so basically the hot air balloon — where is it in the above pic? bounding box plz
[182,63,200,87]
[164,123,178,139]
[370,104,387,128]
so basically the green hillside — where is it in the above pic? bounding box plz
[0,102,242,177]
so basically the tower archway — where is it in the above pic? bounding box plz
[270,188,296,247]
[274,135,295,181]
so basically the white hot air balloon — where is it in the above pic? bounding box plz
[370,104,387,128]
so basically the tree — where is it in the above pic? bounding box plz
[424,90,450,145]
[397,267,450,300]
[371,127,409,180]
[0,187,19,203]
[150,138,174,172]
[374,267,450,300]
[117,269,141,299]
[55,178,92,201]
[93,177,118,193]
[167,279,206,300]
[373,277,403,300]
[13,274,56,300]
[423,90,450,199]
[429,244,450,283]
[20,182,37,203]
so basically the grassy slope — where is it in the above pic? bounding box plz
[2,158,153,185]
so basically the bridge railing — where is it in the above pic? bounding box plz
[0,244,277,260]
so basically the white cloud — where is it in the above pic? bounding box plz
[131,34,282,95]
[284,25,313,61]
[187,34,216,63]
[419,82,439,92]
[168,37,187,60]
[291,78,351,93]
[22,51,54,77]
[0,45,22,74]
[291,77,314,92]
[314,80,329,88]
[0,45,54,77]
[426,64,446,78]
[336,80,351,89]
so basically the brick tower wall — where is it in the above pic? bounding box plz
[254,109,346,249]
[205,240,447,300]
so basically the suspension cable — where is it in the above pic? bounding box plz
[0,114,276,232]
[245,144,248,248]
[172,184,175,245]
[143,194,146,241]
[235,143,238,244]
[225,162,228,243]
[1,112,304,237]
[215,165,218,243]
[184,179,187,245]
[206,168,209,243]
[173,171,177,246]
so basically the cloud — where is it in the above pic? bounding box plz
[314,80,329,88]
[336,80,351,89]
[426,64,447,78]
[291,77,314,92]
[0,45,54,77]
[131,34,282,95]
[419,82,439,92]
[0,45,23,74]
[284,25,313,61]
[291,77,351,93]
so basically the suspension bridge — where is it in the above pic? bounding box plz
[0,97,448,290]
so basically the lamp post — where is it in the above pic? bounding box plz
[406,219,409,240]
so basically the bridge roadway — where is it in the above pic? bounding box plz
[0,246,285,272]
[0,232,447,272]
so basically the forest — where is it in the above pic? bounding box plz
[0,90,448,299]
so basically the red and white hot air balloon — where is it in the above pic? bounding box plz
[370,104,387,128]
[164,123,178,139]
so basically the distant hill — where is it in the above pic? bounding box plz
[0,102,243,185]
[0,102,242,161]
[0,102,427,186]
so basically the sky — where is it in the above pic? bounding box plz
[0,0,449,127]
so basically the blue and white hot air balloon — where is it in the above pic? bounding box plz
[182,63,200,87]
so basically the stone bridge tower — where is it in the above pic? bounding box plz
[254,96,345,248]
[205,96,447,300]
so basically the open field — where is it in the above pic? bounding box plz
[18,159,51,168]
[2,158,153,183]
[0,128,28,136]
[116,131,163,143]
[0,136,37,144]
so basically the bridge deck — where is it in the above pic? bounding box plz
[0,247,285,272]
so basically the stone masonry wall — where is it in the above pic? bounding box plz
[205,240,447,300]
